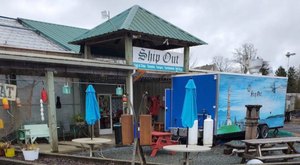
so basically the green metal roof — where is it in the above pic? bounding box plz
[71,5,206,46]
[19,18,88,53]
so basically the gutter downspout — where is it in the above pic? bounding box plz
[129,69,136,115]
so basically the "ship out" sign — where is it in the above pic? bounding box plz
[133,47,184,72]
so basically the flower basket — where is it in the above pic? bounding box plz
[22,148,39,161]
[0,142,15,157]
[4,148,15,157]
[22,143,39,161]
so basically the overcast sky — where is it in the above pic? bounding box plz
[1,0,299,71]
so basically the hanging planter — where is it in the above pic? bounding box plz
[41,88,48,103]
[62,82,71,94]
[116,86,123,96]
[2,98,9,110]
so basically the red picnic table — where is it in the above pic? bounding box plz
[150,131,178,157]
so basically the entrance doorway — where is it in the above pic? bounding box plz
[98,94,112,134]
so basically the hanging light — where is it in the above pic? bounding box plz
[62,82,71,94]
[116,85,123,96]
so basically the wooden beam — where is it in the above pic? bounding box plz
[124,35,133,65]
[84,45,91,59]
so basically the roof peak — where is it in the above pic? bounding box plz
[71,5,206,46]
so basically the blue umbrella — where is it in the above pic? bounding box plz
[85,85,101,140]
[181,79,197,147]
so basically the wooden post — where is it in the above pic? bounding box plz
[140,115,152,145]
[184,47,190,72]
[121,114,134,145]
[125,35,133,65]
[84,45,91,59]
[46,70,59,152]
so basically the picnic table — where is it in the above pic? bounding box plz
[150,131,178,157]
[241,137,300,163]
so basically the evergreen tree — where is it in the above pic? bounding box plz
[275,66,287,77]
[287,67,297,93]
[296,66,300,93]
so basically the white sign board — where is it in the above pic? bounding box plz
[133,47,184,72]
[0,83,17,101]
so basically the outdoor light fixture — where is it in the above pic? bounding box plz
[163,39,169,45]
[132,34,142,39]
[286,52,296,70]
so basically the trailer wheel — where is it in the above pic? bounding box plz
[256,127,260,139]
[259,125,269,139]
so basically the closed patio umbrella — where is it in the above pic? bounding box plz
[181,79,198,147]
[85,85,101,140]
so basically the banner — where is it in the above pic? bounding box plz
[133,47,184,72]
[0,83,17,101]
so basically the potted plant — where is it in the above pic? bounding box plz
[73,113,85,125]
[22,143,39,161]
[0,142,6,156]
[1,142,15,158]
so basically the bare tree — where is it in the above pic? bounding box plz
[212,56,232,72]
[233,43,257,73]
[189,52,199,69]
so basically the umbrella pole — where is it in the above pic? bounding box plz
[91,125,93,140]
[186,127,189,148]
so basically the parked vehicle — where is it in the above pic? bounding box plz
[165,73,288,139]
[285,93,297,122]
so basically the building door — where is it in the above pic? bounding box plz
[98,94,112,134]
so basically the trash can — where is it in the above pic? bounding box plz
[113,124,122,145]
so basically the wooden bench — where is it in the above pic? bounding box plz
[241,137,300,163]
[24,124,50,144]
[235,146,288,156]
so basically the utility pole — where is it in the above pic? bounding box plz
[286,52,296,71]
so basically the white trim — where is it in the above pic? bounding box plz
[174,70,288,80]
[98,94,113,135]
